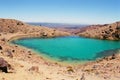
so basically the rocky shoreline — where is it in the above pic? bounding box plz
[0,19,120,80]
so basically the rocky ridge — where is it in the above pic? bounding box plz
[0,18,70,38]
[78,22,120,40]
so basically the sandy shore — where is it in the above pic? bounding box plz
[0,19,120,80]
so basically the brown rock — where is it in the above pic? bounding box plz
[28,66,39,72]
[12,50,15,53]
[0,46,2,50]
[110,54,117,60]
[5,50,13,58]
[0,57,10,73]
[1,38,6,41]
[67,66,74,73]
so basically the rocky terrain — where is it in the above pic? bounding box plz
[0,18,120,80]
[77,22,120,40]
[0,19,70,38]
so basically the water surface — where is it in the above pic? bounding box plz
[12,36,120,63]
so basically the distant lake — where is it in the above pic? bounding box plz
[12,36,120,63]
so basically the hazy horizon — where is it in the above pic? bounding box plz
[0,0,120,24]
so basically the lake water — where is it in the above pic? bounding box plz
[12,36,120,63]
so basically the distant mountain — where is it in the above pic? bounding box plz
[24,22,120,40]
[27,22,88,28]
[27,22,89,34]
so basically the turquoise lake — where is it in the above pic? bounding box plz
[12,36,120,63]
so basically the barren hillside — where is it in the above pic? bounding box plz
[78,22,120,40]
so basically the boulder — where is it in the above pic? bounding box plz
[0,57,10,73]
[116,26,120,30]
[12,50,15,53]
[0,46,2,50]
[40,32,47,37]
[67,66,74,73]
[110,54,117,60]
[17,22,24,25]
[112,31,120,39]
[28,66,39,72]
[5,50,13,58]
[1,38,6,41]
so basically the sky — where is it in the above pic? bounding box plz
[0,0,120,24]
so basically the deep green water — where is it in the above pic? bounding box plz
[12,36,120,63]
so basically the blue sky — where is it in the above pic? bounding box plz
[0,0,120,24]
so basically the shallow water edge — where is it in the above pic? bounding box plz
[10,36,120,65]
